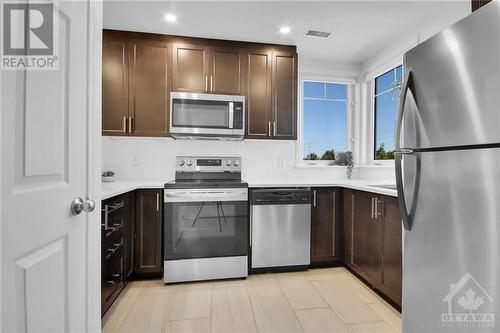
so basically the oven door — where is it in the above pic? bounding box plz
[164,188,248,260]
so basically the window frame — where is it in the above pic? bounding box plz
[367,62,403,166]
[297,73,356,168]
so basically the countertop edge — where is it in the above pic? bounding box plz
[101,180,397,200]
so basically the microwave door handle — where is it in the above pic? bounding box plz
[228,102,234,129]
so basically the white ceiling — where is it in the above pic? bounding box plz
[103,0,470,64]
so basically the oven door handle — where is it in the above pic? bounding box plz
[165,191,248,203]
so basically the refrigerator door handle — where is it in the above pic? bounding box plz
[395,70,416,231]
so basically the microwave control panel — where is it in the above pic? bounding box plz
[233,102,243,129]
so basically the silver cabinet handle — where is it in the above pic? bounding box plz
[122,116,127,133]
[103,204,109,229]
[313,190,317,207]
[156,193,160,211]
[268,121,271,136]
[395,70,416,231]
[205,76,208,92]
[375,199,383,219]
[210,76,213,92]
[374,198,378,220]
[128,116,133,133]
[370,198,374,219]
[273,121,277,136]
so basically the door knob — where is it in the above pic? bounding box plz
[71,197,96,215]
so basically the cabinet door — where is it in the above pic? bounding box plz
[342,189,353,264]
[102,36,128,135]
[135,189,163,276]
[351,192,382,285]
[245,49,272,138]
[380,196,402,306]
[123,191,135,278]
[272,50,297,139]
[210,47,244,95]
[172,43,209,93]
[310,189,335,265]
[129,40,170,136]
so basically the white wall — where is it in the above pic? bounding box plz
[102,136,367,184]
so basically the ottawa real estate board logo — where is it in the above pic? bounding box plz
[1,2,58,70]
[442,272,495,329]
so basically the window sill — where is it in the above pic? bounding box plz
[297,162,348,169]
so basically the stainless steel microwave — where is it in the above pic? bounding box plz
[170,92,245,140]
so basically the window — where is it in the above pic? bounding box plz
[374,65,402,160]
[302,81,348,162]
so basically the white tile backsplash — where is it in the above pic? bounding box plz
[102,137,395,184]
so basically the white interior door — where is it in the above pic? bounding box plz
[1,1,98,332]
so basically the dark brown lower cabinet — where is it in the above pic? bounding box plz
[310,188,342,265]
[101,189,163,317]
[343,190,402,307]
[134,189,163,276]
[101,192,134,316]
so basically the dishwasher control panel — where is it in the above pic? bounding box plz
[250,188,311,205]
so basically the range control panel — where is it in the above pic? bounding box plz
[176,156,241,173]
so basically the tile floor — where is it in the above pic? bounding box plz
[102,267,401,333]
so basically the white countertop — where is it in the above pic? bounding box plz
[101,179,397,200]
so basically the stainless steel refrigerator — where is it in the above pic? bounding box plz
[395,3,500,332]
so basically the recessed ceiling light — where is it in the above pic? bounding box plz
[165,13,177,23]
[280,26,291,34]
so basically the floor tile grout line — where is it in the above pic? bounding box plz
[309,278,354,329]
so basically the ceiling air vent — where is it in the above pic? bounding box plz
[304,29,332,38]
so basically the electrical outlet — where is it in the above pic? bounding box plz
[278,157,285,168]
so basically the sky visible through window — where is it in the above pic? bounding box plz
[303,81,347,160]
[374,65,402,160]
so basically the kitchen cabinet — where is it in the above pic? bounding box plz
[343,190,402,307]
[103,29,297,139]
[379,196,402,306]
[102,30,170,136]
[172,43,209,93]
[245,48,297,140]
[210,46,245,95]
[102,34,128,135]
[101,192,134,316]
[245,48,273,138]
[134,189,163,276]
[128,39,170,136]
[351,191,383,285]
[272,50,297,139]
[310,188,343,265]
[472,0,492,11]
[172,43,244,95]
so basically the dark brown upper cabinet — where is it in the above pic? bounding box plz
[102,35,128,136]
[172,43,209,93]
[102,29,297,139]
[272,50,297,139]
[172,43,244,95]
[245,48,273,138]
[245,48,297,140]
[102,30,170,136]
[211,47,245,95]
[134,189,163,276]
[128,39,170,136]
[472,0,492,11]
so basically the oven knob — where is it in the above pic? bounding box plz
[178,160,185,166]
[226,160,232,166]
[186,160,193,166]
[233,160,240,167]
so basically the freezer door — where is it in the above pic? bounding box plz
[403,3,500,150]
[401,148,500,332]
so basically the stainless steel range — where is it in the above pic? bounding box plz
[163,156,248,283]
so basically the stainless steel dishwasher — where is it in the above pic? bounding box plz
[250,188,311,270]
